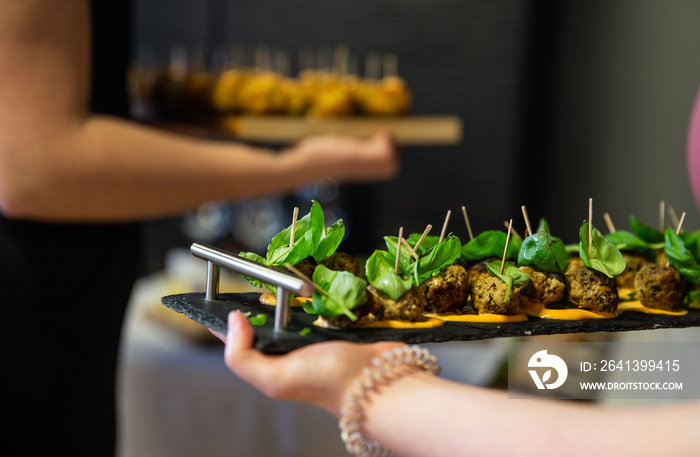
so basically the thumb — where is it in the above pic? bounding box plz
[225,310,255,356]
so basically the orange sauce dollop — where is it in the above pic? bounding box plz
[313,316,444,329]
[424,312,528,323]
[617,301,688,316]
[259,290,311,307]
[517,303,618,320]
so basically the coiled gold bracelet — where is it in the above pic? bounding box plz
[339,345,441,457]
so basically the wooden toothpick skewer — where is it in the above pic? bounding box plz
[603,212,616,234]
[588,198,593,260]
[666,211,687,268]
[461,206,474,241]
[289,207,299,247]
[503,221,522,240]
[401,237,419,260]
[676,212,686,235]
[521,205,532,237]
[659,200,665,232]
[285,263,328,297]
[413,224,433,252]
[439,210,452,243]
[500,219,513,275]
[395,227,404,275]
[668,206,680,231]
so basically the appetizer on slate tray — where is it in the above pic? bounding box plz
[304,265,372,329]
[303,226,445,329]
[364,227,429,323]
[466,220,528,315]
[231,199,700,331]
[565,219,625,314]
[383,214,468,315]
[516,217,568,309]
[603,213,656,290]
[639,223,694,311]
[458,217,522,293]
[160,199,700,354]
[237,200,359,305]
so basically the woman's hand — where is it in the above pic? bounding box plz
[219,311,405,416]
[281,129,400,184]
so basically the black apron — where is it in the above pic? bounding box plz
[2,2,142,454]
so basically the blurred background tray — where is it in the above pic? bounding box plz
[218,115,463,145]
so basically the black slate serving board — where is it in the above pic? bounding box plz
[161,292,700,354]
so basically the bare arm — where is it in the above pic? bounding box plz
[0,1,398,222]
[222,311,700,457]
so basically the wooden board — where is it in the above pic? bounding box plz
[219,115,463,145]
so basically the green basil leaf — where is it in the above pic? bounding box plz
[237,251,269,289]
[406,233,440,256]
[517,230,568,274]
[267,208,314,265]
[313,218,345,261]
[413,234,462,284]
[629,214,664,244]
[309,265,368,320]
[238,251,267,266]
[267,200,341,266]
[485,260,530,303]
[383,236,414,272]
[536,218,551,235]
[267,242,310,267]
[460,230,521,262]
[365,250,413,300]
[386,234,462,285]
[665,228,700,286]
[579,221,626,278]
[604,230,656,261]
[680,230,700,262]
[565,243,579,254]
[684,289,700,308]
[304,200,325,256]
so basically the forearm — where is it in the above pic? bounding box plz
[64,115,308,221]
[221,313,700,457]
[0,114,323,222]
[359,371,700,457]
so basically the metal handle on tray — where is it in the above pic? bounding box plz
[190,242,313,332]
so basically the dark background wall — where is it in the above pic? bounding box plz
[543,1,700,238]
[131,0,700,265]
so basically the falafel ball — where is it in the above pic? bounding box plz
[322,297,376,329]
[460,258,497,299]
[566,255,584,271]
[617,253,648,289]
[367,285,426,321]
[419,264,469,314]
[634,263,685,311]
[293,256,318,279]
[519,266,566,307]
[319,252,361,276]
[565,261,619,313]
[462,259,496,284]
[470,272,524,315]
